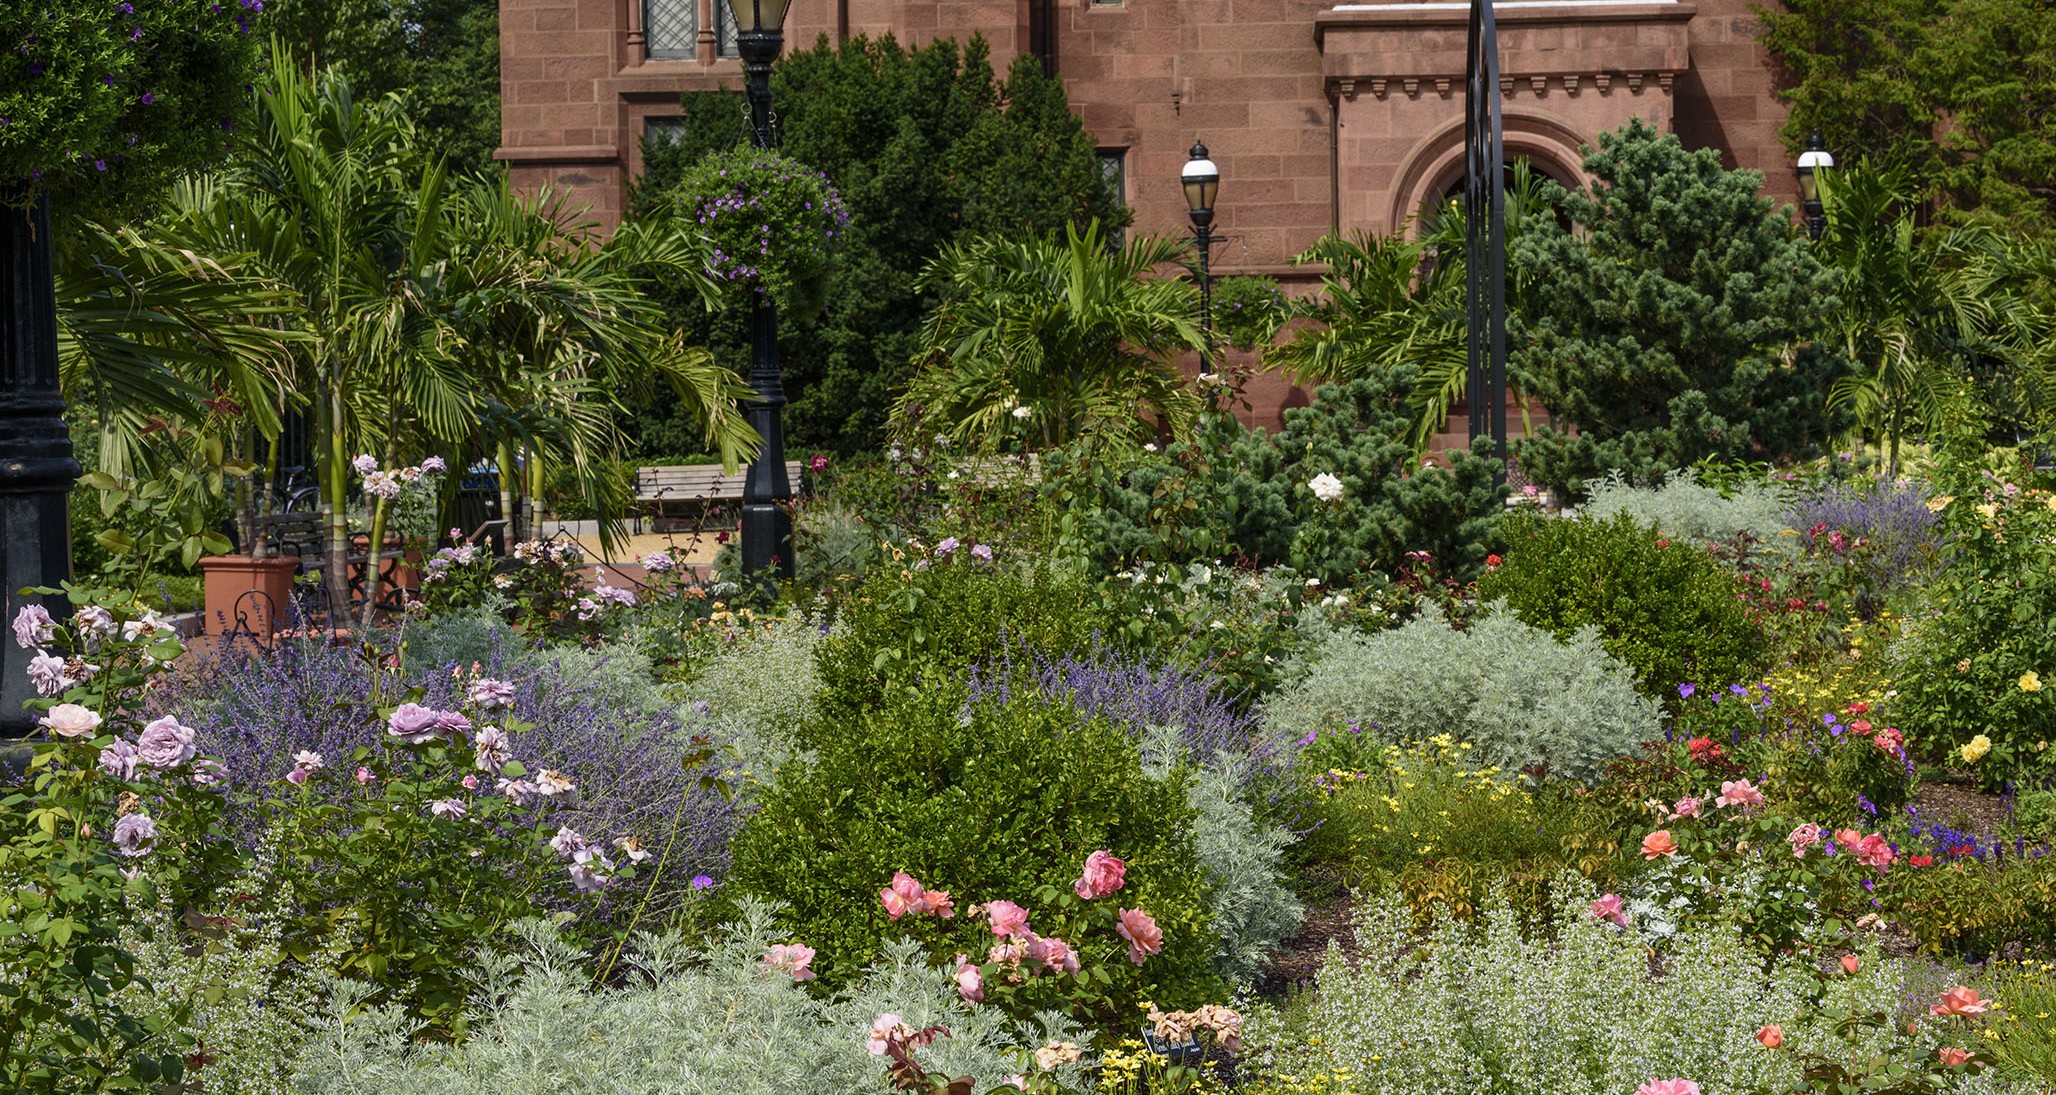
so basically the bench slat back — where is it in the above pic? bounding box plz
[637,461,805,502]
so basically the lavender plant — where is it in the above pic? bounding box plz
[1787,474,1942,591]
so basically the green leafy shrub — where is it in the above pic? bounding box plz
[811,556,1114,724]
[1892,475,2056,789]
[1478,513,1768,698]
[1581,468,1797,547]
[292,908,1090,1095]
[726,684,1221,1015]
[1210,275,1290,352]
[1262,608,1661,783]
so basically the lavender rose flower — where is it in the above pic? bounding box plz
[352,454,379,476]
[12,604,57,649]
[419,455,447,476]
[387,703,443,744]
[27,652,73,696]
[468,678,517,710]
[112,813,157,857]
[74,605,116,647]
[472,726,512,772]
[362,470,402,500]
[641,551,676,573]
[434,709,473,738]
[41,703,104,739]
[428,798,467,819]
[137,716,197,768]
[99,739,141,780]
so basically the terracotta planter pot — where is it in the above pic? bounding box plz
[198,555,302,635]
[347,535,422,603]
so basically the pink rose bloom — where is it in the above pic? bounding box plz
[985,899,1032,940]
[40,702,103,740]
[1840,954,1862,975]
[763,943,817,982]
[356,766,375,784]
[27,652,73,696]
[1116,907,1163,966]
[1001,1076,1028,1090]
[924,888,955,918]
[1028,935,1081,974]
[880,871,926,920]
[549,825,588,858]
[1073,849,1127,899]
[1587,893,1628,926]
[1670,796,1703,819]
[953,954,984,1001]
[1855,833,1896,870]
[286,767,310,786]
[866,1013,909,1055]
[189,759,227,787]
[461,773,479,790]
[1788,822,1822,857]
[1716,778,1766,811]
[135,716,195,767]
[1873,727,1905,754]
[568,847,615,892]
[472,726,512,773]
[387,703,444,744]
[1634,1081,1702,1095]
[1938,1048,1973,1067]
[1834,828,1864,849]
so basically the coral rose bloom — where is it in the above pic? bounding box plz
[1755,1025,1784,1049]
[1116,907,1163,966]
[1641,830,1679,859]
[1634,1081,1702,1095]
[1840,954,1862,975]
[1073,849,1127,899]
[1938,1047,1973,1067]
[1855,833,1897,870]
[1931,987,1994,1017]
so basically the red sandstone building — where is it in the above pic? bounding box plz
[498,0,1800,431]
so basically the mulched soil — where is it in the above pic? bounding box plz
[1911,780,2013,843]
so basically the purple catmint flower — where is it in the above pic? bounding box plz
[112,813,157,857]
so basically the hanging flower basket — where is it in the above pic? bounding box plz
[668,145,849,320]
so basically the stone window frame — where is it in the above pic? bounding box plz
[637,0,740,63]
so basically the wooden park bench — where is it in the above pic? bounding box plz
[636,461,805,524]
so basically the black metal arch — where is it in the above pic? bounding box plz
[1464,0,1508,465]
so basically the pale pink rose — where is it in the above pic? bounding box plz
[1756,1024,1784,1048]
[1716,778,1766,811]
[989,941,1027,968]
[1855,833,1897,870]
[1587,893,1628,926]
[461,773,479,790]
[135,716,195,767]
[866,1013,909,1055]
[355,766,375,784]
[1634,1081,1702,1095]
[1931,987,1994,1017]
[953,954,984,1001]
[1670,796,1703,819]
[386,703,444,744]
[1073,849,1127,899]
[1938,1048,1973,1067]
[40,703,103,740]
[985,899,1032,940]
[1642,830,1679,859]
[763,943,817,982]
[1788,822,1823,858]
[1116,907,1163,966]
[429,798,466,819]
[293,750,324,772]
[286,767,309,786]
[468,678,517,710]
[1001,1076,1028,1090]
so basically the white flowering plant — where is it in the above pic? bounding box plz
[2,585,236,1092]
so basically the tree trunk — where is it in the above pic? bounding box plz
[319,390,352,628]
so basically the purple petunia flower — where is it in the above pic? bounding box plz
[1677,683,1695,699]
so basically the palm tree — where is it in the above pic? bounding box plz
[66,55,751,625]
[899,220,1205,450]
[1815,163,2006,473]
[1268,163,1549,452]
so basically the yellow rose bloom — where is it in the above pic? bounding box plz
[1927,495,1954,512]
[1961,734,1992,763]
[2022,671,2043,692]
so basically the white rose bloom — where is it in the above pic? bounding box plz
[1307,472,1345,502]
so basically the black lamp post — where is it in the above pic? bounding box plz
[1796,132,1833,241]
[1182,142,1220,364]
[1464,0,1507,467]
[728,0,795,579]
[1,196,81,739]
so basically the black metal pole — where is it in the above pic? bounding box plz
[1464,0,1508,469]
[1,194,81,738]
[737,26,793,580]
[1194,221,1213,369]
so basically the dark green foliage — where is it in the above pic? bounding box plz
[1760,0,2056,230]
[263,0,501,176]
[1478,512,1767,699]
[632,35,1127,455]
[1046,368,1506,580]
[812,559,1117,725]
[727,684,1221,1011]
[3,0,260,218]
[1510,120,1848,496]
